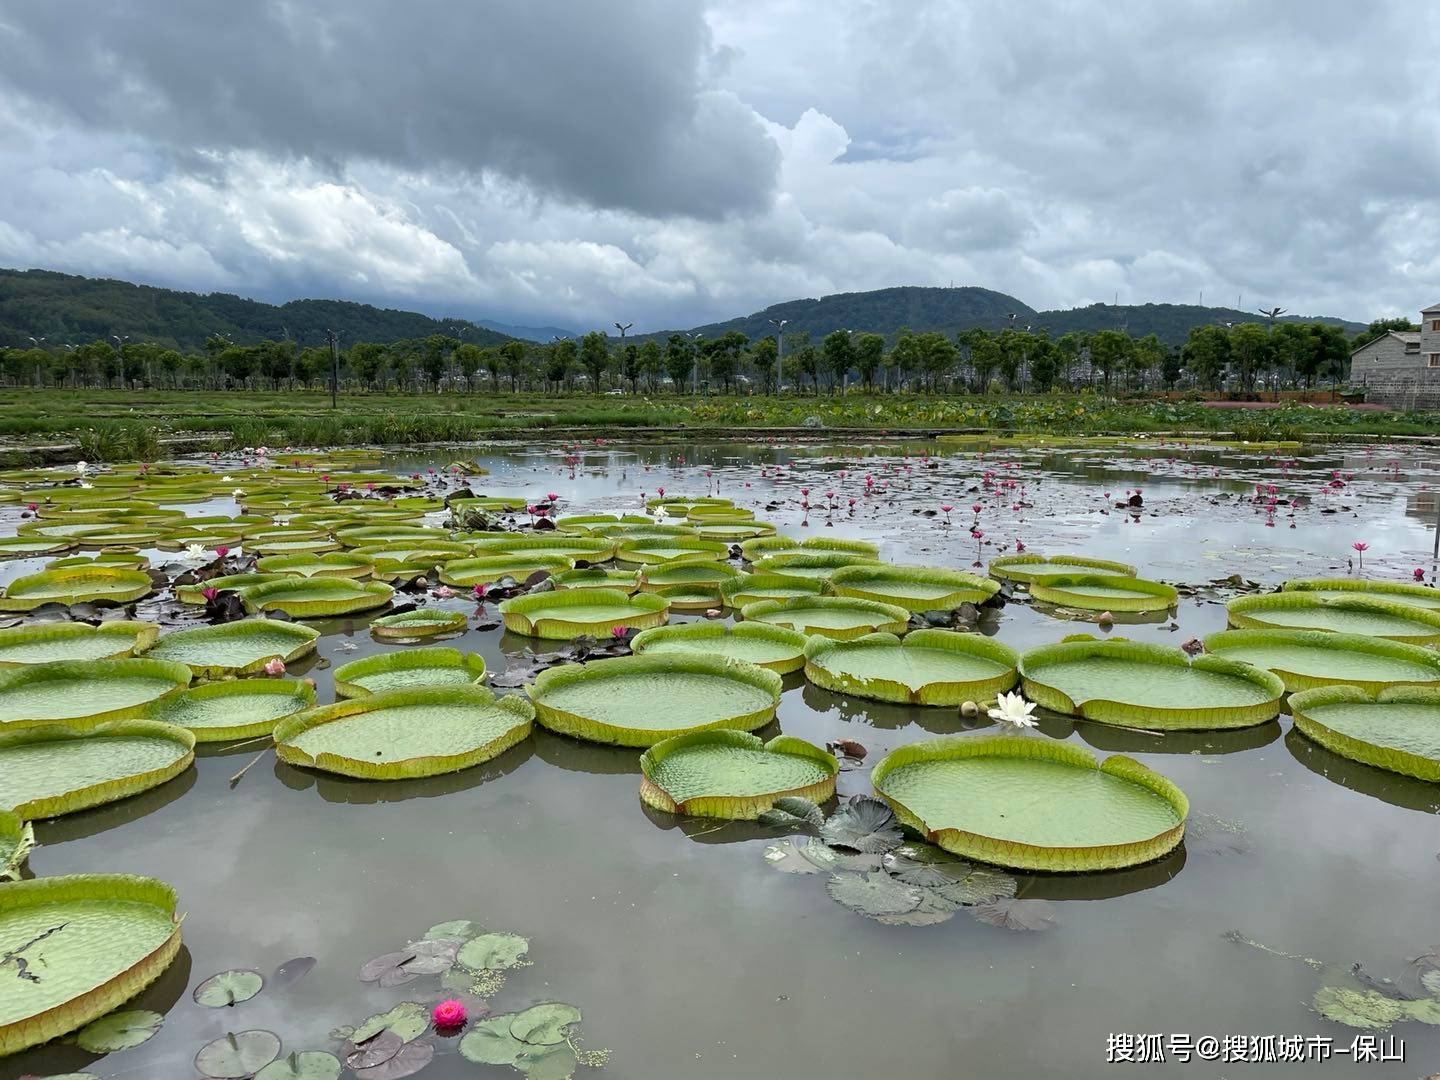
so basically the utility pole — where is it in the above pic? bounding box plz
[613,322,632,338]
[326,329,341,409]
[768,317,788,393]
[689,332,703,395]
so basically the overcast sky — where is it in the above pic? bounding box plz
[1,0,1436,332]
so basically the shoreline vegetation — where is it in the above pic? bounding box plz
[3,388,1437,464]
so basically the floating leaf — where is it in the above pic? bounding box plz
[459,1017,526,1066]
[347,1031,403,1069]
[882,843,969,887]
[826,870,922,917]
[457,932,529,972]
[74,1009,164,1052]
[757,796,824,829]
[516,1041,580,1079]
[254,1051,343,1080]
[1422,970,1440,995]
[195,1030,283,1079]
[970,898,1055,932]
[271,956,316,988]
[1405,996,1440,1025]
[874,886,964,927]
[194,968,264,1007]
[1313,986,1408,1030]
[820,796,902,853]
[425,919,481,941]
[359,939,461,986]
[350,1039,434,1079]
[509,1003,582,1046]
[938,866,1019,907]
[351,1001,430,1044]
[761,837,838,874]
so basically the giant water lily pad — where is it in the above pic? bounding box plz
[1288,684,1440,782]
[0,621,159,666]
[1030,575,1178,614]
[143,619,321,677]
[1226,593,1440,644]
[872,736,1189,871]
[242,577,394,618]
[333,647,487,698]
[750,552,879,582]
[0,657,191,731]
[0,874,183,1055]
[1203,628,1440,693]
[988,553,1136,584]
[144,679,316,742]
[274,685,534,779]
[499,588,669,640]
[640,730,838,819]
[351,542,470,581]
[720,573,824,607]
[370,608,468,640]
[0,535,76,558]
[1020,638,1284,729]
[176,573,291,605]
[334,524,451,548]
[0,721,195,817]
[550,567,641,592]
[473,535,616,562]
[1282,577,1440,610]
[804,630,1020,705]
[636,561,742,610]
[529,652,782,747]
[0,566,154,611]
[613,537,729,565]
[438,554,574,587]
[631,621,809,674]
[741,596,910,640]
[1,808,34,880]
[827,563,1000,612]
[255,551,374,579]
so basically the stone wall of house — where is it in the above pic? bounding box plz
[1361,367,1440,409]
[1348,333,1416,379]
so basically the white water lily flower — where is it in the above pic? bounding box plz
[74,460,88,474]
[653,505,668,522]
[184,543,207,563]
[988,691,1038,730]
[78,480,92,489]
[232,488,245,497]
[221,475,233,482]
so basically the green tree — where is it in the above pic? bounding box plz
[1352,317,1418,351]
[786,344,820,394]
[1028,338,1060,391]
[619,343,640,393]
[499,340,528,391]
[545,339,576,392]
[748,336,778,393]
[853,332,885,391]
[1087,330,1133,391]
[420,334,450,389]
[1160,345,1184,389]
[579,331,610,391]
[1229,322,1271,393]
[665,334,696,393]
[347,342,386,390]
[1128,333,1165,390]
[914,332,958,392]
[1181,325,1230,390]
[637,340,663,391]
[821,330,855,393]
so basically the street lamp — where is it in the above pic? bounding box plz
[688,332,703,395]
[767,318,789,393]
[613,322,633,338]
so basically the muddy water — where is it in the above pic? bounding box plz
[6,437,1440,1080]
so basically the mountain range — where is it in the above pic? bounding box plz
[0,267,1365,352]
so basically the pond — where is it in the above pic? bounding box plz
[4,436,1439,1079]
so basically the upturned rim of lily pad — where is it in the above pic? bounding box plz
[528,651,783,747]
[987,552,1138,583]
[0,565,155,611]
[1019,637,1284,729]
[255,551,376,579]
[175,572,291,605]
[1029,574,1179,614]
[613,536,730,565]
[0,719,195,816]
[142,679,316,742]
[631,620,809,674]
[740,595,910,640]
[0,874,182,1057]
[437,553,575,587]
[1280,576,1440,609]
[827,563,1001,612]
[273,684,534,780]
[141,619,320,678]
[1203,627,1440,693]
[369,608,469,640]
[1226,591,1440,644]
[498,587,669,640]
[332,646,487,698]
[720,572,825,607]
[471,535,617,560]
[0,657,193,732]
[1287,683,1440,782]
[804,629,1020,705]
[241,577,395,618]
[0,620,160,667]
[871,735,1189,872]
[550,566,642,592]
[750,551,880,582]
[639,728,838,819]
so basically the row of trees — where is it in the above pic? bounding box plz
[0,320,1355,395]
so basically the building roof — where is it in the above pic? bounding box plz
[1350,330,1421,357]
[1423,300,1440,313]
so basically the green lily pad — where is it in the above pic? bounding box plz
[74,1008,164,1052]
[988,553,1137,583]
[549,567,641,592]
[459,1017,527,1065]
[0,566,153,611]
[529,652,782,747]
[756,795,825,829]
[820,795,903,853]
[640,730,838,819]
[1288,684,1440,782]
[826,563,1000,612]
[749,552,878,582]
[826,870,922,917]
[142,619,320,677]
[0,720,195,818]
[1020,637,1284,729]
[438,554,575,587]
[1203,628,1440,693]
[194,968,265,1007]
[1030,575,1179,614]
[333,647,486,698]
[255,552,375,579]
[499,588,669,640]
[255,1051,343,1080]
[351,1001,431,1041]
[370,608,468,640]
[516,1042,579,1079]
[274,685,533,780]
[1312,986,1409,1030]
[871,735,1189,871]
[0,621,159,666]
[176,573,291,605]
[804,630,1020,705]
[632,621,808,674]
[0,657,192,732]
[0,808,34,880]
[720,573,824,607]
[144,679,316,742]
[508,1003,581,1046]
[636,561,742,610]
[195,1030,283,1078]
[613,538,729,565]
[350,542,471,581]
[242,577,394,618]
[1227,592,1440,644]
[1282,577,1440,610]
[741,596,910,640]
[456,932,530,972]
[0,535,76,558]
[473,536,616,561]
[0,874,182,1056]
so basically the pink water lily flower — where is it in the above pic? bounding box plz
[432,999,467,1028]
[611,625,629,639]
[263,658,286,676]
[201,587,219,602]
[1414,568,1426,581]
[215,546,230,558]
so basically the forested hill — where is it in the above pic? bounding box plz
[0,268,515,350]
[1035,301,1366,345]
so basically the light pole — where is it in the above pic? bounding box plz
[767,317,788,394]
[1258,307,1287,398]
[689,332,703,395]
[326,329,342,409]
[613,322,633,338]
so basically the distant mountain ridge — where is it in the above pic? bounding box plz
[475,318,578,342]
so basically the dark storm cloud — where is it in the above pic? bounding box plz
[0,0,779,219]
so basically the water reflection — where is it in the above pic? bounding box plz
[1285,728,1440,814]
[271,739,532,804]
[1016,845,1187,901]
[530,726,644,776]
[1077,718,1282,756]
[35,766,198,845]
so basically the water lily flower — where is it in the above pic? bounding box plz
[1415,568,1427,582]
[25,502,37,512]
[232,488,245,497]
[263,658,286,676]
[434,585,455,599]
[1015,539,1026,552]
[78,480,92,489]
[184,543,207,563]
[1352,540,1368,571]
[433,999,467,1029]
[546,492,559,503]
[221,475,233,482]
[988,691,1038,730]
[201,587,219,602]
[75,460,88,474]
[473,584,486,600]
[215,546,230,558]
[610,625,629,639]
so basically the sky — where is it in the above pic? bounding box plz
[0,0,1436,333]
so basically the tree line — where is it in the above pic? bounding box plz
[0,319,1361,395]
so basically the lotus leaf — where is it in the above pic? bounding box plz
[692,521,775,541]
[632,621,808,674]
[74,1008,164,1052]
[145,679,315,742]
[195,1030,283,1078]
[1029,575,1178,614]
[438,554,574,587]
[509,1002,582,1045]
[0,658,191,731]
[1226,592,1440,644]
[274,685,533,779]
[595,522,695,541]
[720,573,824,607]
[456,931,530,972]
[1019,638,1284,729]
[0,620,159,666]
[639,730,838,818]
[528,652,782,747]
[738,535,799,559]
[1281,577,1440,610]
[255,552,374,578]
[804,630,1019,705]
[194,969,264,1007]
[750,552,879,582]
[1203,628,1440,693]
[988,553,1137,583]
[0,874,182,1056]
[143,619,320,677]
[255,1051,344,1080]
[74,528,168,549]
[827,563,1000,612]
[499,588,669,640]
[554,513,634,534]
[176,572,290,605]
[0,720,194,817]
[0,566,153,611]
[242,577,395,618]
[741,596,910,640]
[871,735,1188,871]
[370,608,468,640]
[550,567,641,592]
[1288,684,1440,781]
[333,647,486,697]
[826,870,922,916]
